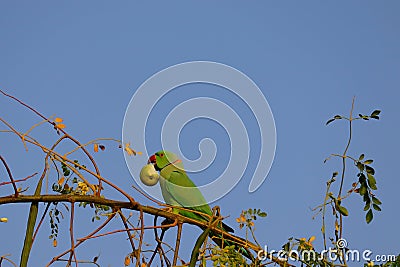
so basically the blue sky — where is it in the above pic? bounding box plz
[1,2,399,266]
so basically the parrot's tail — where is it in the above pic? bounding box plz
[205,221,254,260]
[209,232,254,260]
[221,221,234,233]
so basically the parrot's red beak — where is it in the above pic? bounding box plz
[148,154,156,164]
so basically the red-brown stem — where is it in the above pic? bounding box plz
[173,223,183,266]
[119,210,137,261]
[67,203,78,267]
[0,172,37,187]
[0,90,102,195]
[32,203,51,243]
[136,208,145,267]
[46,213,116,267]
[0,155,18,196]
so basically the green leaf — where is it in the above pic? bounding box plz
[359,154,365,161]
[337,205,349,216]
[282,242,290,251]
[367,174,377,190]
[326,118,335,125]
[258,212,267,217]
[363,202,370,211]
[358,173,366,183]
[357,162,365,172]
[363,159,373,164]
[359,184,367,196]
[372,196,382,205]
[365,165,375,175]
[372,204,381,211]
[334,115,342,119]
[363,193,370,204]
[371,110,381,117]
[366,209,373,224]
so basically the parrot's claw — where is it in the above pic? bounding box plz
[162,207,174,213]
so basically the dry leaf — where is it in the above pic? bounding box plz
[58,177,65,185]
[53,239,58,247]
[56,123,66,129]
[124,143,136,156]
[124,256,131,266]
[55,117,63,123]
[94,143,99,152]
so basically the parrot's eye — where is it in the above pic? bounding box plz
[160,153,164,157]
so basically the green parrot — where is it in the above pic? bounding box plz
[147,150,234,233]
[142,150,253,260]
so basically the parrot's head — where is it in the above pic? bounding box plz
[140,151,184,187]
[148,150,183,171]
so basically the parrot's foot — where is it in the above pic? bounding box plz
[162,207,174,213]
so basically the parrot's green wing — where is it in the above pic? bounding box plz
[164,170,234,233]
[165,170,213,221]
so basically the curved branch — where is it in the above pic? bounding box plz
[0,155,18,196]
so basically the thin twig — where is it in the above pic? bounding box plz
[322,176,335,251]
[0,254,18,267]
[0,118,136,204]
[46,213,116,267]
[119,210,137,262]
[136,208,145,267]
[64,138,121,156]
[337,97,355,267]
[20,135,67,267]
[67,202,78,267]
[173,223,183,266]
[32,202,51,243]
[0,172,37,187]
[338,97,355,197]
[1,90,103,195]
[149,215,164,266]
[77,220,176,241]
[0,155,18,196]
